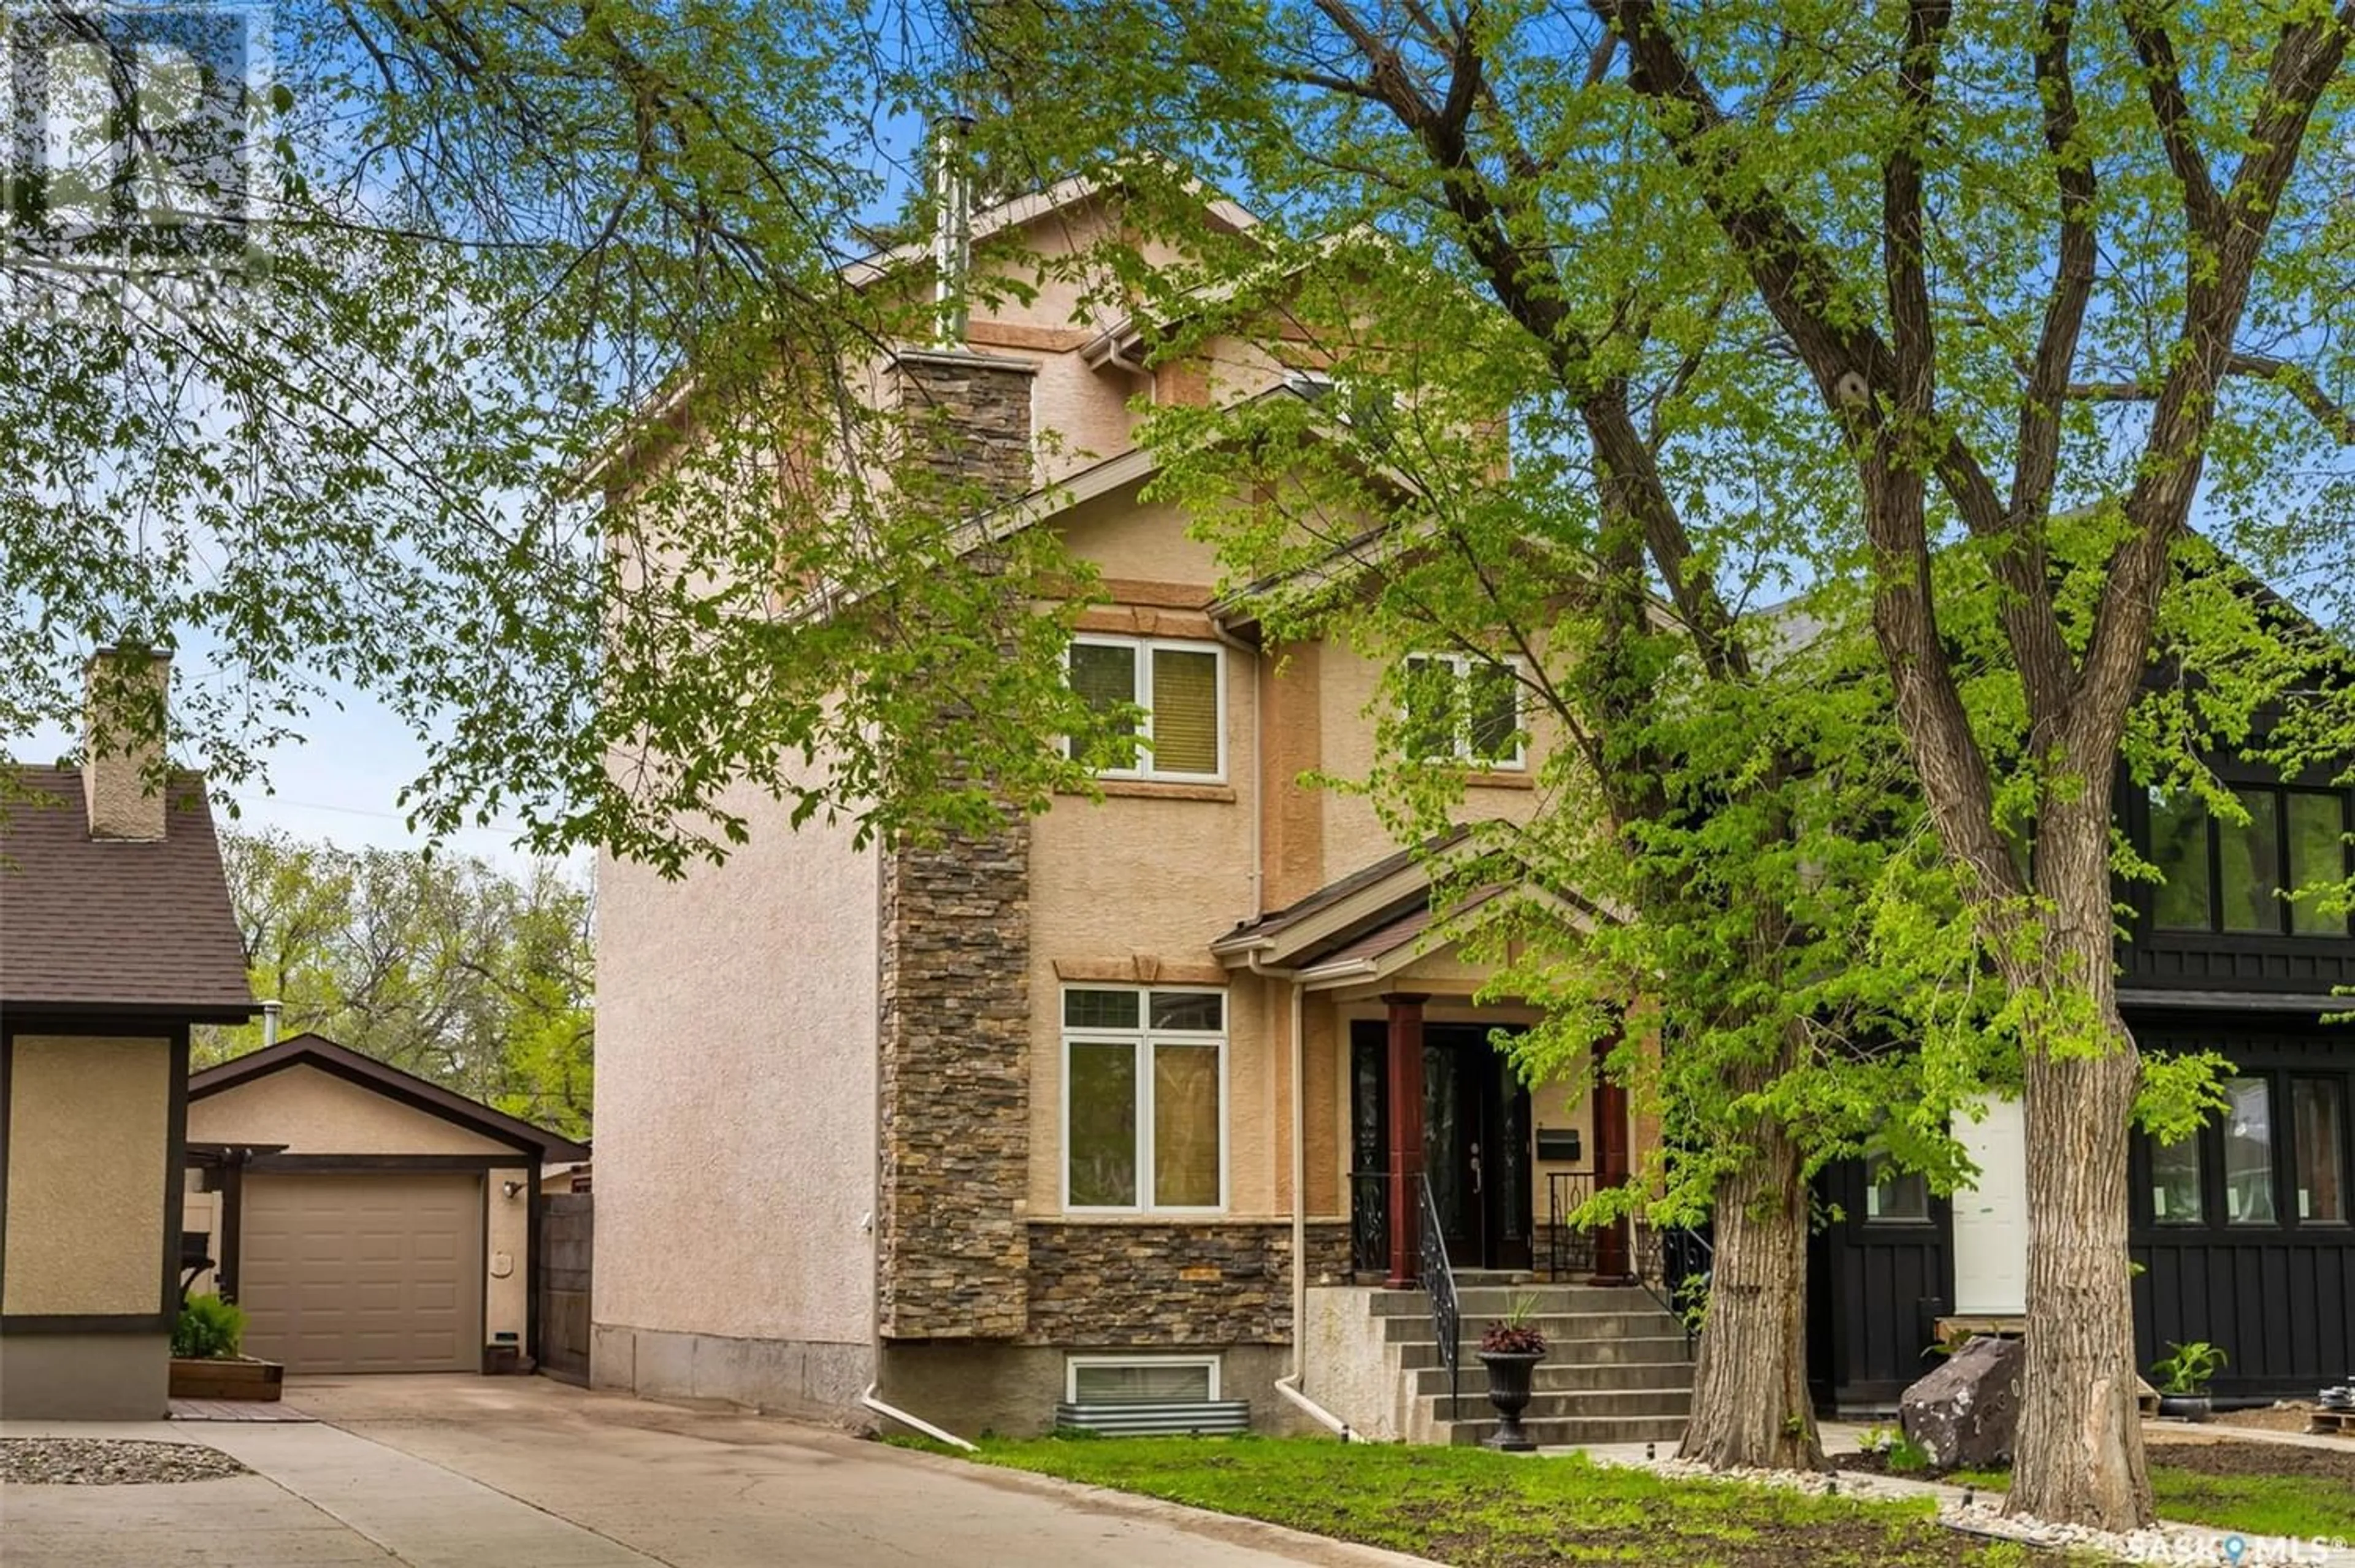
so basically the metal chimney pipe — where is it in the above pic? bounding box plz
[931,113,976,346]
[261,999,281,1050]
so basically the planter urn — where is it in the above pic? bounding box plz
[2156,1392,2212,1423]
[1476,1349,1545,1451]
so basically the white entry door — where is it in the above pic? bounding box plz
[1951,1097,2029,1316]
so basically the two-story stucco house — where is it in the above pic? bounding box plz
[592,174,1687,1445]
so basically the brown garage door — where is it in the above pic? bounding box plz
[240,1172,483,1374]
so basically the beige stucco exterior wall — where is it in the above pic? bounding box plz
[1029,486,1279,1223]
[186,1064,513,1155]
[3,1034,171,1315]
[1314,639,1546,888]
[487,1166,529,1344]
[595,776,880,1347]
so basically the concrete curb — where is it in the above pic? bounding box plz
[884,1441,1448,1568]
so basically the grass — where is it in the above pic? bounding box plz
[911,1434,2059,1566]
[1947,1462,2355,1542]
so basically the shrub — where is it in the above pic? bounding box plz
[2151,1340,2226,1396]
[172,1293,246,1360]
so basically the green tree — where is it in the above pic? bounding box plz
[2,1,1101,870]
[955,0,2353,1524]
[201,828,595,1138]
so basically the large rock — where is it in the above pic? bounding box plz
[1899,1335,2023,1470]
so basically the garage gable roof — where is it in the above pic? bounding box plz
[188,1033,588,1161]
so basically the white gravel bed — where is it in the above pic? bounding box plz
[1644,1455,2348,1565]
[0,1436,250,1485]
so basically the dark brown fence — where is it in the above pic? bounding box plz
[537,1193,592,1385]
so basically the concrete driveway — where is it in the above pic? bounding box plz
[1,1375,1436,1568]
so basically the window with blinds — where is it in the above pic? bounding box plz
[1400,652,1526,768]
[1062,985,1225,1211]
[1066,636,1224,781]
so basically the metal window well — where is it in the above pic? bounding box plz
[1051,1400,1252,1436]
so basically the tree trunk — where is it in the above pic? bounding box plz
[2004,810,2154,1530]
[1679,1113,1820,1471]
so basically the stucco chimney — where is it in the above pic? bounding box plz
[83,646,173,842]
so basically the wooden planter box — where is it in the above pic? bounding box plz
[169,1356,283,1402]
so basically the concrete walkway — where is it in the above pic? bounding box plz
[1,1376,1438,1568]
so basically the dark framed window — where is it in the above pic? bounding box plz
[2221,1076,2278,1226]
[2292,1077,2348,1225]
[2145,784,2351,938]
[2148,1131,2204,1225]
[1863,1168,1929,1224]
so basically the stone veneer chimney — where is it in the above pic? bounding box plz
[82,646,174,842]
[872,341,1040,1341]
[890,348,1039,508]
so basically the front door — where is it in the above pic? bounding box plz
[1952,1095,2029,1315]
[1350,1022,1533,1271]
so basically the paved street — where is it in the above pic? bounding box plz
[1,1375,1436,1568]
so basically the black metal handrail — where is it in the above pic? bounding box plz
[1543,1171,1595,1280]
[1349,1169,1389,1275]
[1416,1170,1461,1409]
[1633,1219,1714,1355]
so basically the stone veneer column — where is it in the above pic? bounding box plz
[876,813,1033,1339]
[875,342,1040,1341]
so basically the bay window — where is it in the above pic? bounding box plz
[1063,986,1225,1211]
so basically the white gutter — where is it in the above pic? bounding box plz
[859,1383,977,1453]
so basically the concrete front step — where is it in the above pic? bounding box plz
[1365,1285,1661,1318]
[1441,1413,1690,1447]
[1429,1388,1692,1423]
[1382,1309,1683,1345]
[1411,1359,1694,1396]
[1396,1333,1691,1370]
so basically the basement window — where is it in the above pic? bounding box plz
[1065,1355,1220,1405]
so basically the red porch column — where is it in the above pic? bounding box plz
[1384,993,1428,1288]
[1588,1033,1636,1285]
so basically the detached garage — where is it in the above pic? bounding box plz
[186,1033,588,1375]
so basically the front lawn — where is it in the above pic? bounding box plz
[938,1435,2054,1567]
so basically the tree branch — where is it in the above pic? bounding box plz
[2120,2,2221,239]
[2068,352,2355,445]
[2007,0,2094,614]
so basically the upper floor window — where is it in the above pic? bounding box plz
[1062,986,1225,1212]
[1068,637,1223,782]
[1401,653,1525,770]
[2147,784,2350,937]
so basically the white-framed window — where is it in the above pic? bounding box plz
[1067,636,1226,782]
[1400,652,1525,768]
[1062,985,1227,1212]
[1065,1354,1221,1405]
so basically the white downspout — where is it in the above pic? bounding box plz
[1246,955,1358,1441]
[859,1383,978,1452]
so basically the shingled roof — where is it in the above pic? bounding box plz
[0,767,255,1020]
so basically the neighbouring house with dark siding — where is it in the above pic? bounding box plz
[1812,713,2355,1412]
